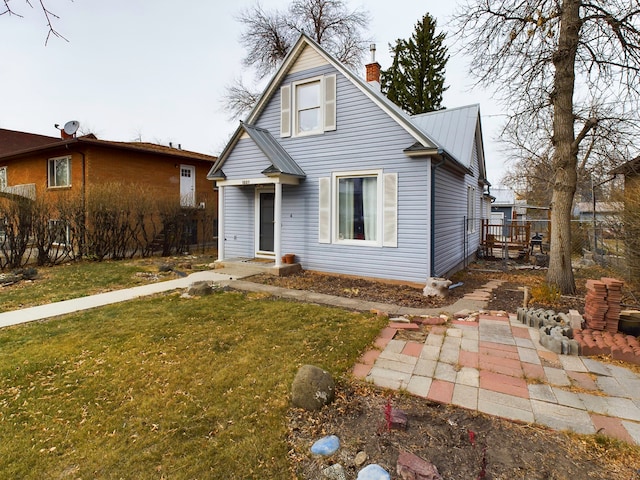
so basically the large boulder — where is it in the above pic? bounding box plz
[291,365,335,411]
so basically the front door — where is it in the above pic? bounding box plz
[258,191,275,254]
[180,165,195,207]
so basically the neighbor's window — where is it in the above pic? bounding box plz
[295,79,321,134]
[0,167,6,190]
[48,156,71,188]
[336,174,379,242]
[48,219,70,245]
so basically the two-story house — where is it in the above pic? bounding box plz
[208,34,490,284]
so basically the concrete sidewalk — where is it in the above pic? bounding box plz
[0,270,237,329]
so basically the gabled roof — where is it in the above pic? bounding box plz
[0,134,216,163]
[209,33,488,180]
[242,123,305,178]
[0,128,61,155]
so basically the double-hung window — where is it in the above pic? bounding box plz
[280,74,336,137]
[48,219,70,246]
[296,80,322,134]
[48,156,71,188]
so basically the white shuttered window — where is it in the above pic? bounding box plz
[281,74,337,137]
[318,170,397,247]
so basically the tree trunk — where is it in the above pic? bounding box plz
[546,0,582,295]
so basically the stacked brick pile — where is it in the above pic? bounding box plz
[602,277,624,332]
[574,276,640,364]
[583,279,609,330]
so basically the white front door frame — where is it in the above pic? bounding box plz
[253,184,282,265]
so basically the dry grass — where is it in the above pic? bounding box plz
[0,290,387,478]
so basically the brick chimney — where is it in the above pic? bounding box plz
[366,43,381,87]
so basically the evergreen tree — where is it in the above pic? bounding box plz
[381,13,448,115]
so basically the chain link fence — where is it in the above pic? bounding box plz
[477,215,635,282]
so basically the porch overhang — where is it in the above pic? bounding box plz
[214,174,303,187]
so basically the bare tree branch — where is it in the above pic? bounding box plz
[1,0,68,44]
[226,0,369,118]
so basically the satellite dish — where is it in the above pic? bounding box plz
[63,120,80,136]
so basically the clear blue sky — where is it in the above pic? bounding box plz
[1,0,506,183]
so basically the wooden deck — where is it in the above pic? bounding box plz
[481,220,532,259]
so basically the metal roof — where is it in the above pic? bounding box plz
[410,105,481,170]
[243,122,306,178]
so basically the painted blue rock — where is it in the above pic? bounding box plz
[357,464,391,480]
[310,435,340,456]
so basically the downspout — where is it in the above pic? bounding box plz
[430,154,445,276]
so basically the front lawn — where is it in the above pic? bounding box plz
[0,258,194,313]
[0,290,386,478]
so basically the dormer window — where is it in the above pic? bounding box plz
[280,74,336,138]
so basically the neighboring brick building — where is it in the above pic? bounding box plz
[0,128,217,249]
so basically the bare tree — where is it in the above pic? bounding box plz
[224,0,369,119]
[1,0,68,44]
[455,1,640,294]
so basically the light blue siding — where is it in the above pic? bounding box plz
[221,64,432,283]
[218,53,486,284]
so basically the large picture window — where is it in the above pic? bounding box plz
[48,156,71,188]
[319,171,397,247]
[337,175,378,241]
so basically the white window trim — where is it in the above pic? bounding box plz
[292,75,324,137]
[48,155,71,188]
[254,185,276,258]
[331,169,383,247]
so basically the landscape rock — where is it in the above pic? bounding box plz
[187,281,213,296]
[357,464,391,480]
[322,463,346,480]
[354,451,368,467]
[311,435,340,456]
[291,365,335,411]
[453,309,473,319]
[397,450,443,480]
[390,408,408,430]
[158,263,173,272]
[423,277,452,297]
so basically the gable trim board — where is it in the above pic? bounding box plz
[209,33,489,283]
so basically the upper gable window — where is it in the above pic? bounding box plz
[48,156,71,188]
[280,74,336,138]
[0,167,6,190]
[296,80,321,134]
